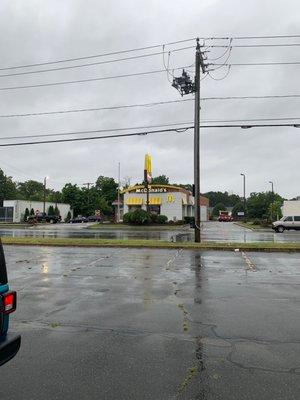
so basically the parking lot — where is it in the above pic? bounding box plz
[2,221,300,243]
[1,245,299,399]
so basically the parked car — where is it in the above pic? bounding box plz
[0,242,21,366]
[272,216,300,233]
[27,213,61,224]
[87,215,102,222]
[69,217,88,223]
[218,211,233,222]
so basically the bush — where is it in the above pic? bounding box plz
[156,215,168,224]
[65,211,72,222]
[150,213,158,223]
[252,218,261,225]
[184,216,194,224]
[23,208,29,221]
[123,209,151,225]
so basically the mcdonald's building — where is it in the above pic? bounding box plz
[121,184,209,222]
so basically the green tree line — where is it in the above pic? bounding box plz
[0,169,118,217]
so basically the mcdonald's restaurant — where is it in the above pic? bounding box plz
[120,184,209,222]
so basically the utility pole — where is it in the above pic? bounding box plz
[83,182,94,215]
[43,176,48,215]
[240,173,246,222]
[117,162,121,223]
[269,180,274,221]
[172,38,207,243]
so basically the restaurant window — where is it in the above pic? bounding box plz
[149,205,160,215]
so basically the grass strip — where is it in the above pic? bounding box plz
[234,222,271,230]
[1,236,300,252]
[89,223,189,230]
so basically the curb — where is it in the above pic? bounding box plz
[2,240,300,253]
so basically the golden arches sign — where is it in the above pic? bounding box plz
[167,194,175,203]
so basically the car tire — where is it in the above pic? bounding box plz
[277,225,285,233]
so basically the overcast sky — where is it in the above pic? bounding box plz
[0,0,299,198]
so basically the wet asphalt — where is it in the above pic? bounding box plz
[1,221,300,243]
[1,245,299,399]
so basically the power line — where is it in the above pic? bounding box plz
[0,121,193,141]
[210,43,300,48]
[205,34,300,40]
[2,115,300,141]
[0,123,299,148]
[0,66,192,91]
[0,46,195,79]
[202,94,300,101]
[0,126,193,147]
[0,99,193,118]
[212,61,300,66]
[2,94,300,119]
[0,38,196,71]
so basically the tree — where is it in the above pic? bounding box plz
[212,202,226,216]
[151,175,169,185]
[95,176,118,208]
[268,200,283,221]
[17,180,46,201]
[65,211,72,222]
[0,168,17,206]
[48,190,62,204]
[48,205,54,215]
[61,183,82,216]
[232,202,245,217]
[23,208,30,221]
[246,192,284,219]
[54,206,60,216]
[204,191,241,208]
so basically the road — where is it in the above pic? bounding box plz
[1,221,300,243]
[1,246,299,399]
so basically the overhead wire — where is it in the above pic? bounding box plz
[0,45,195,79]
[0,121,193,141]
[3,94,300,118]
[0,66,192,91]
[0,37,197,71]
[0,122,299,148]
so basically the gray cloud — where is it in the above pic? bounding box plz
[0,0,299,198]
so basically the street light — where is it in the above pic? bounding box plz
[43,176,49,215]
[269,181,274,221]
[240,173,246,221]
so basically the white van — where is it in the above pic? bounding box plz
[272,216,300,233]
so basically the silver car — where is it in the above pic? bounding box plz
[272,216,300,233]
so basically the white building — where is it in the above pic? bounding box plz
[121,184,209,222]
[282,200,300,217]
[2,200,72,222]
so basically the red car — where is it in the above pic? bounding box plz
[218,214,233,222]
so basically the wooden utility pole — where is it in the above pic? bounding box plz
[194,39,206,242]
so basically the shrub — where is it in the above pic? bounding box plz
[252,218,261,225]
[184,216,194,224]
[65,211,72,222]
[150,213,158,223]
[156,215,168,224]
[23,208,30,221]
[123,209,151,225]
[123,212,132,224]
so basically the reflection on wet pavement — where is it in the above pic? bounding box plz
[1,221,300,243]
[2,246,299,400]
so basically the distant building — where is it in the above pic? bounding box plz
[282,200,300,217]
[113,184,209,222]
[1,200,72,222]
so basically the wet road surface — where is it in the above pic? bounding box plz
[1,221,300,243]
[1,246,299,399]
